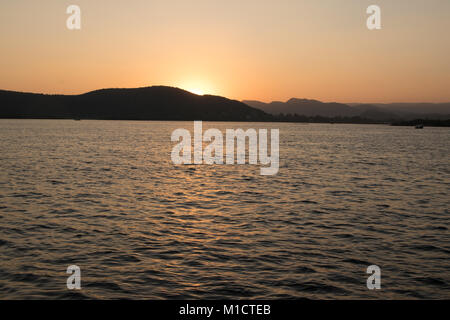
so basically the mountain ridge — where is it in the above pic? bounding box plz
[0,86,271,121]
[243,99,450,120]
[1,86,449,122]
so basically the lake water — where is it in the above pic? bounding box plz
[0,119,449,299]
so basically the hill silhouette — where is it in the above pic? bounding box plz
[0,86,271,121]
[243,99,450,120]
[243,98,356,117]
[1,86,449,124]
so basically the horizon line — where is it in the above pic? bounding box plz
[1,85,449,105]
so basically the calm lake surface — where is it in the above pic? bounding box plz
[0,119,449,299]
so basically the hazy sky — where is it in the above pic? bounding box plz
[0,0,449,102]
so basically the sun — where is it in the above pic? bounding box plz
[187,88,205,96]
[178,80,217,96]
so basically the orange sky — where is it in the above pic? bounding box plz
[0,0,449,103]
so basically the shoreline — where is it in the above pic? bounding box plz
[1,117,449,127]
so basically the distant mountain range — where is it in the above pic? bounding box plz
[0,86,270,121]
[243,99,450,121]
[1,86,449,123]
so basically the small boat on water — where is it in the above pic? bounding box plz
[415,124,424,129]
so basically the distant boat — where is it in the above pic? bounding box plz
[74,118,81,121]
[415,124,424,129]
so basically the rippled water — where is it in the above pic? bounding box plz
[0,119,449,299]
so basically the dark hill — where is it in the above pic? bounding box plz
[243,99,450,121]
[243,98,357,117]
[352,104,399,121]
[0,86,271,121]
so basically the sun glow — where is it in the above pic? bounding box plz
[187,88,205,96]
[178,80,217,96]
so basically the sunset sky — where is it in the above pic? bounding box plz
[0,0,449,103]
